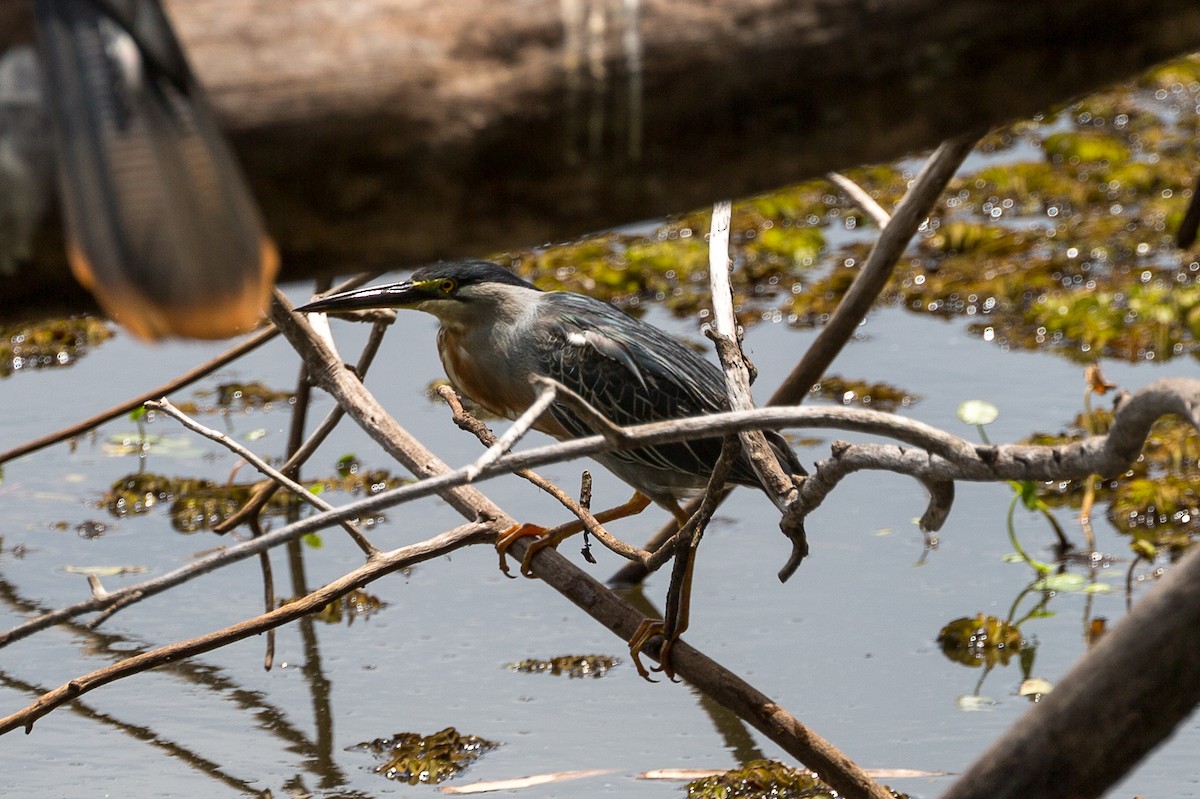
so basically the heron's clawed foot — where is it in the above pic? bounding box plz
[496,523,547,578]
[497,520,592,578]
[628,619,682,683]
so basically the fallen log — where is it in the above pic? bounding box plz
[3,0,1200,324]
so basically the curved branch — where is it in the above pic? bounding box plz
[7,378,1195,649]
[147,398,378,556]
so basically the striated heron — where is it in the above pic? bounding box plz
[299,260,805,675]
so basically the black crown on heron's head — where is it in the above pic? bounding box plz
[410,260,540,292]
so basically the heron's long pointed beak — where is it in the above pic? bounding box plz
[296,282,421,314]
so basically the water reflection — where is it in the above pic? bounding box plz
[0,571,351,791]
[619,584,766,765]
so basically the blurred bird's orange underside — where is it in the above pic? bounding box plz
[67,237,279,340]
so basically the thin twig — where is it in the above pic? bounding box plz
[0,523,494,735]
[213,316,391,534]
[146,399,379,557]
[530,375,637,448]
[464,381,559,481]
[827,172,893,229]
[437,386,650,567]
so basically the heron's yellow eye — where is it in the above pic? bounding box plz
[440,278,457,294]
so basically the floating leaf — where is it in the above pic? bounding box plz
[74,520,107,539]
[1018,677,1054,698]
[956,695,998,712]
[809,376,920,412]
[1,317,113,378]
[1033,572,1111,594]
[336,453,360,477]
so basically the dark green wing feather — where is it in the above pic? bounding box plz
[531,292,801,489]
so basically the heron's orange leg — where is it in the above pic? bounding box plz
[512,491,655,577]
[629,501,696,681]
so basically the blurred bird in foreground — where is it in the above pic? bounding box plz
[33,0,277,339]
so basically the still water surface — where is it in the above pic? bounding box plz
[0,289,1196,797]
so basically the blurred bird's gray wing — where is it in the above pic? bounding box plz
[34,0,277,339]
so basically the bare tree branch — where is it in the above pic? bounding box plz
[775,133,982,405]
[707,200,808,577]
[7,377,1197,649]
[827,172,893,229]
[611,133,981,586]
[147,398,378,557]
[213,314,391,534]
[0,522,494,735]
